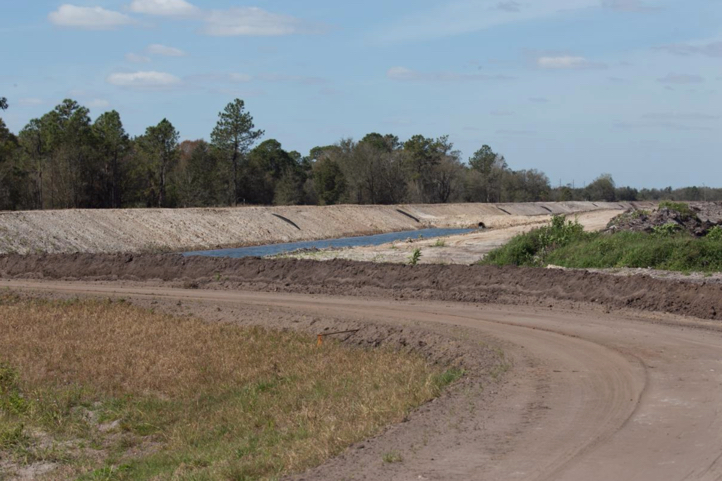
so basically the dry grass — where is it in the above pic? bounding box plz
[0,294,460,480]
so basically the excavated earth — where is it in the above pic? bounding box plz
[1,254,720,321]
[3,257,722,481]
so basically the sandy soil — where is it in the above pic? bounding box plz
[0,202,643,255]
[3,276,722,481]
[285,209,621,265]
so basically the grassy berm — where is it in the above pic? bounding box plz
[482,209,722,272]
[0,295,459,480]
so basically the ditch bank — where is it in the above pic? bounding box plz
[0,202,638,255]
[0,253,718,321]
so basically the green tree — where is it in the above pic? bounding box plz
[245,139,296,204]
[468,145,507,202]
[210,99,264,206]
[313,156,347,205]
[0,97,8,110]
[93,111,130,208]
[138,119,179,207]
[36,99,95,208]
[584,174,616,202]
[0,118,22,209]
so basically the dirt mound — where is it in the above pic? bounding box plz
[1,254,720,321]
[607,202,722,236]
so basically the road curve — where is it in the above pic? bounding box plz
[4,279,722,481]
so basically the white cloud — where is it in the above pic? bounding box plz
[387,66,513,81]
[256,73,327,84]
[602,0,660,12]
[657,73,704,84]
[146,44,186,57]
[87,99,110,109]
[657,41,722,58]
[643,112,719,121]
[106,71,181,89]
[185,73,253,83]
[125,53,151,63]
[18,98,43,106]
[496,1,522,12]
[537,55,607,69]
[376,0,600,43]
[201,7,326,36]
[48,4,134,30]
[129,0,199,17]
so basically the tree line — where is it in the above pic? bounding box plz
[0,97,719,211]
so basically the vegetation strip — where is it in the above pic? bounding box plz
[482,206,722,273]
[0,295,460,480]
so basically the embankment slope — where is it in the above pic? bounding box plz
[0,202,638,255]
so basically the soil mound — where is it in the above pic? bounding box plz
[607,202,722,236]
[1,254,720,321]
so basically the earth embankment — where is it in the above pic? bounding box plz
[1,253,718,321]
[0,202,638,255]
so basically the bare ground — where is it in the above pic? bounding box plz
[2,273,722,481]
[283,209,621,265]
[0,202,640,255]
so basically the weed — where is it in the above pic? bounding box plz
[481,215,588,267]
[707,226,722,241]
[408,248,422,266]
[658,201,694,220]
[652,222,682,237]
[382,451,403,463]
[432,239,446,248]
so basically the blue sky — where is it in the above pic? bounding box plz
[1,0,720,188]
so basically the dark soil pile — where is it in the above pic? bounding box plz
[607,202,722,236]
[1,254,721,321]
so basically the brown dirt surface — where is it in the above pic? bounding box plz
[3,279,722,480]
[1,253,721,321]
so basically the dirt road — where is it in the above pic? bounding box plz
[4,279,721,481]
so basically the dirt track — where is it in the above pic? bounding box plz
[4,277,722,481]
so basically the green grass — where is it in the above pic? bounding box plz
[546,231,722,272]
[481,214,722,273]
[658,201,695,220]
[0,295,462,480]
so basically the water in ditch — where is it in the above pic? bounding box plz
[184,228,474,259]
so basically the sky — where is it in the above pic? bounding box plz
[1,0,721,189]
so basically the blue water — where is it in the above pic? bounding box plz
[184,228,474,259]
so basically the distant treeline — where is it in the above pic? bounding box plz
[0,96,719,211]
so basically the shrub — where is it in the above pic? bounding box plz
[658,201,695,220]
[707,226,722,241]
[482,215,588,267]
[408,248,422,266]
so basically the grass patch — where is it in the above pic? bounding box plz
[658,201,695,220]
[545,231,722,272]
[480,214,722,272]
[0,295,457,480]
[481,215,590,267]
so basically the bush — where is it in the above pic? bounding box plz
[707,226,722,241]
[658,201,695,220]
[482,215,589,267]
[545,231,722,272]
